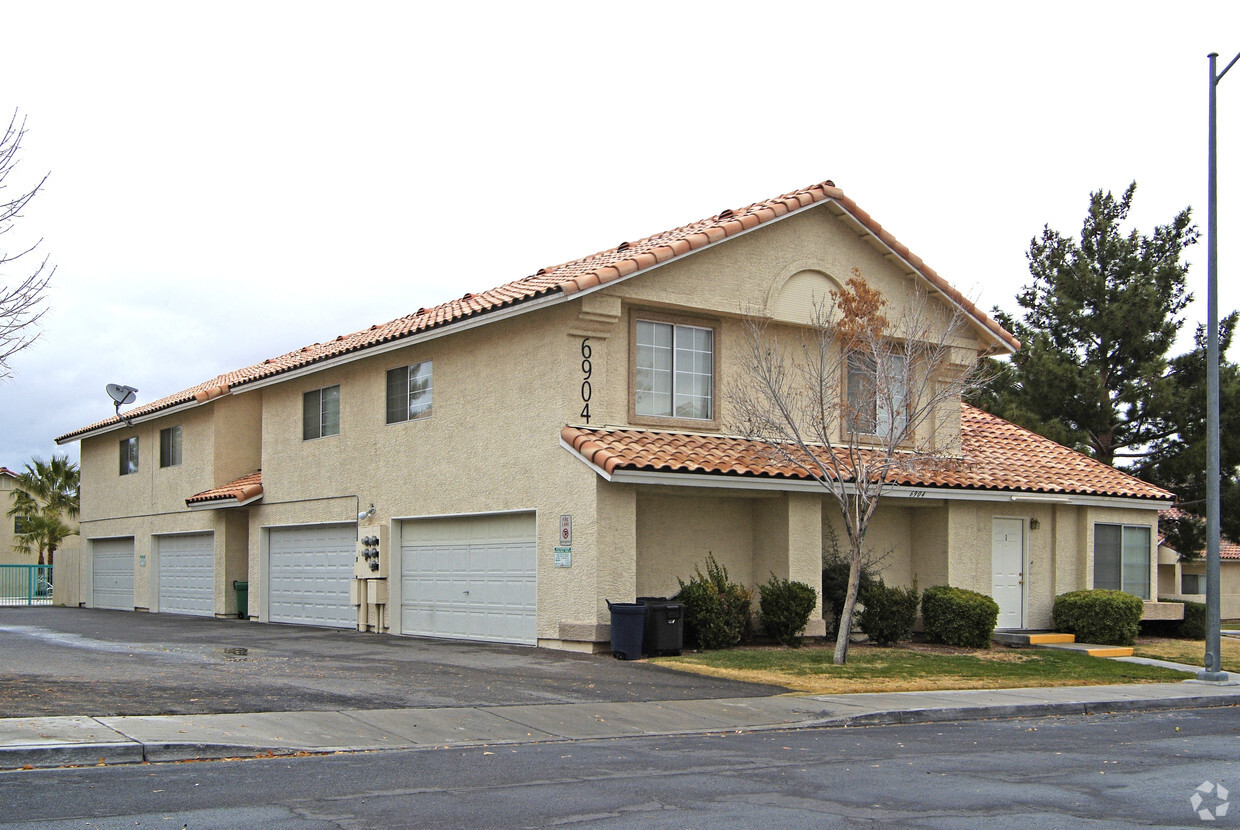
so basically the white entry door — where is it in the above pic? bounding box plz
[157,532,215,617]
[400,512,537,645]
[992,518,1025,629]
[268,524,356,629]
[91,537,135,611]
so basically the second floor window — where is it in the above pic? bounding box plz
[119,436,139,476]
[303,385,341,440]
[635,321,713,420]
[386,362,433,424]
[846,352,907,437]
[160,426,183,467]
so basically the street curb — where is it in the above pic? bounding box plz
[0,741,145,771]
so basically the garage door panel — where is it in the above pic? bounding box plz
[92,538,135,611]
[401,513,536,645]
[157,533,215,617]
[269,524,355,629]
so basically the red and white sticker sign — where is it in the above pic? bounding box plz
[560,514,572,545]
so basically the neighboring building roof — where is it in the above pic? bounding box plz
[57,179,1018,443]
[561,404,1173,502]
[0,467,18,478]
[1158,508,1240,560]
[185,471,263,509]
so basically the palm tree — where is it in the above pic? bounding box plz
[6,455,79,566]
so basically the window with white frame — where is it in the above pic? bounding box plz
[1181,572,1205,595]
[635,320,713,420]
[160,425,183,467]
[119,436,139,476]
[1093,523,1151,599]
[845,352,907,436]
[303,385,341,440]
[386,362,433,424]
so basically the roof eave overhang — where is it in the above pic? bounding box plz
[187,493,264,511]
[560,438,1169,509]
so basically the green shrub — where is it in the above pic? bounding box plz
[1178,600,1207,640]
[858,578,920,646]
[1052,589,1144,646]
[677,554,752,650]
[821,556,877,637]
[1141,600,1207,640]
[921,585,999,649]
[758,575,818,647]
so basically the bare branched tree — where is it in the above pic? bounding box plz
[727,269,988,664]
[0,109,54,381]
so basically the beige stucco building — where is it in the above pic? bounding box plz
[1,467,25,566]
[55,180,1177,650]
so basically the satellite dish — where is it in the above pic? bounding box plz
[106,384,138,406]
[106,383,138,426]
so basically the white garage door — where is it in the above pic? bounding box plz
[268,524,355,629]
[92,538,134,611]
[401,512,537,645]
[157,532,215,617]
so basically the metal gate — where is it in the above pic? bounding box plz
[0,564,53,606]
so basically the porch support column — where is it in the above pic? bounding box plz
[594,480,637,621]
[753,493,825,637]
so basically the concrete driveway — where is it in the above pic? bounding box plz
[0,607,784,718]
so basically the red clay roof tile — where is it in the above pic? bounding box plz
[59,180,1018,442]
[561,405,1172,502]
[185,471,263,507]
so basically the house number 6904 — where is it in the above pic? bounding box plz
[580,338,592,423]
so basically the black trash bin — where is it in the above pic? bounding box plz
[638,596,684,657]
[607,600,646,660]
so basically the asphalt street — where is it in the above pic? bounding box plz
[1,708,1236,828]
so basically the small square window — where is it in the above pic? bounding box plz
[1181,572,1204,595]
[119,436,139,476]
[303,385,341,440]
[160,426,183,467]
[386,363,433,424]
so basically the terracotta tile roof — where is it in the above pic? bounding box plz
[185,471,263,508]
[1159,508,1240,559]
[58,179,1017,442]
[0,466,18,478]
[561,405,1172,502]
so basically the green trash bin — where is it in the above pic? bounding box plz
[233,580,249,620]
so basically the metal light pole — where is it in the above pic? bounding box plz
[1200,51,1239,682]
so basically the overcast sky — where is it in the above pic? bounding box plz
[1,1,1237,469]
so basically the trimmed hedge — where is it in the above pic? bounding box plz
[1052,589,1143,646]
[1179,600,1208,640]
[677,555,752,650]
[921,585,999,649]
[758,575,818,647]
[858,579,920,646]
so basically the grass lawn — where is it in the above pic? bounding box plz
[1132,636,1240,673]
[652,642,1191,695]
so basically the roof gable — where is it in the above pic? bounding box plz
[58,179,1017,443]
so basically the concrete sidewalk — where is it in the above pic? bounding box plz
[3,680,1238,771]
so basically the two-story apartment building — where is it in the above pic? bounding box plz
[56,180,1174,650]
